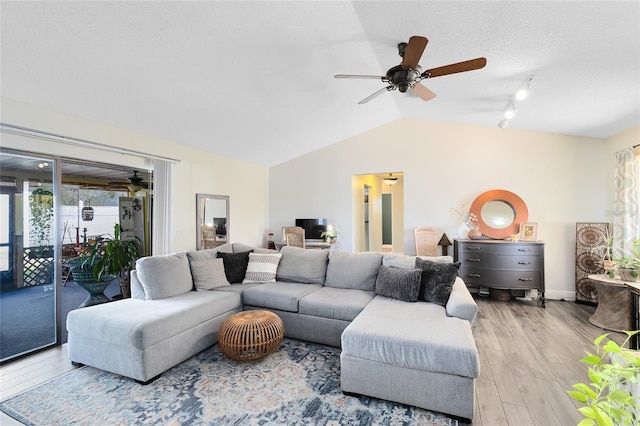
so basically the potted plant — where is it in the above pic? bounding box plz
[568,331,640,426]
[88,223,140,298]
[67,253,116,307]
[591,228,616,278]
[615,238,640,282]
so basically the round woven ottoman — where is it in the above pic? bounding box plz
[218,310,284,361]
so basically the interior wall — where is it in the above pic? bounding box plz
[1,97,270,252]
[270,117,610,301]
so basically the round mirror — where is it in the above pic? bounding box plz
[481,201,515,229]
[470,189,528,239]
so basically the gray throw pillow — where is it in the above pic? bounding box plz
[375,265,422,302]
[415,258,461,306]
[217,250,253,283]
[189,258,230,291]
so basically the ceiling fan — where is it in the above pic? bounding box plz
[335,36,487,104]
[108,170,150,192]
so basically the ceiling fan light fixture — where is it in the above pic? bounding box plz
[383,174,398,186]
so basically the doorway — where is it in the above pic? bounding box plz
[352,173,404,253]
[0,151,153,362]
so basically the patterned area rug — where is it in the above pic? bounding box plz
[0,339,458,425]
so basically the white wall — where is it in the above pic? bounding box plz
[1,97,270,252]
[270,118,611,301]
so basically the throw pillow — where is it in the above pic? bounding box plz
[243,253,282,283]
[374,265,422,302]
[189,258,230,291]
[415,258,461,306]
[216,250,254,284]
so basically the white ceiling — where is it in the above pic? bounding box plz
[1,1,639,167]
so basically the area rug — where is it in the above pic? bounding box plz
[0,339,458,425]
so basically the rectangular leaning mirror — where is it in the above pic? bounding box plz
[196,193,229,250]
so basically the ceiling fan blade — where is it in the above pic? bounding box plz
[423,57,487,78]
[334,74,385,80]
[401,36,428,70]
[358,86,394,104]
[411,83,437,101]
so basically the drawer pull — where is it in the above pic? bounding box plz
[466,258,481,262]
[518,248,533,252]
[465,246,482,251]
[518,277,534,282]
[467,273,481,278]
[518,261,532,265]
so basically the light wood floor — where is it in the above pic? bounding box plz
[0,298,622,425]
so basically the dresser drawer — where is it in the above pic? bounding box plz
[459,266,543,290]
[457,242,543,256]
[458,253,542,270]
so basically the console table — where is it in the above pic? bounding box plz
[587,274,633,333]
[274,241,336,251]
[454,239,545,307]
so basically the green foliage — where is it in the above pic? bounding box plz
[88,223,140,297]
[615,239,640,271]
[568,331,640,426]
[28,187,54,257]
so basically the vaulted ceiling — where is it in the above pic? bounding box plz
[1,1,639,167]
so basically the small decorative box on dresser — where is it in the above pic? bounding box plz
[454,239,545,307]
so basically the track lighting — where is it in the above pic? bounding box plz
[503,105,516,120]
[498,75,534,129]
[515,75,534,101]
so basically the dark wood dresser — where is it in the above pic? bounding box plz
[454,239,545,307]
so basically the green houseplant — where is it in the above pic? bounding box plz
[568,332,640,426]
[88,223,140,298]
[615,239,640,282]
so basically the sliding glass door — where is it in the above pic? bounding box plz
[0,152,59,362]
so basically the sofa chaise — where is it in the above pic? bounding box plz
[67,242,479,421]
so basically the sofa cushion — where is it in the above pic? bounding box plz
[374,265,422,302]
[383,254,453,269]
[341,296,479,379]
[415,258,461,306]
[325,251,382,291]
[299,287,374,321]
[135,252,193,300]
[276,246,329,284]
[242,282,322,312]
[217,250,253,284]
[243,253,282,283]
[67,290,241,350]
[189,258,230,291]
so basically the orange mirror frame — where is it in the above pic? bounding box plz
[469,189,528,239]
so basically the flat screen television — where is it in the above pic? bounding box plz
[295,218,327,240]
[213,218,227,235]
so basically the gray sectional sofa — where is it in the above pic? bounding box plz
[67,242,479,421]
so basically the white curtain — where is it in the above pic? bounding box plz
[152,159,173,255]
[613,147,640,258]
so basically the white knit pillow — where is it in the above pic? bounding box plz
[243,253,282,283]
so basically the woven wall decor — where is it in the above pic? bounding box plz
[575,222,609,304]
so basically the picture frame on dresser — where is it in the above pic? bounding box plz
[519,222,538,241]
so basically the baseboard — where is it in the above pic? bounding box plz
[545,289,576,302]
